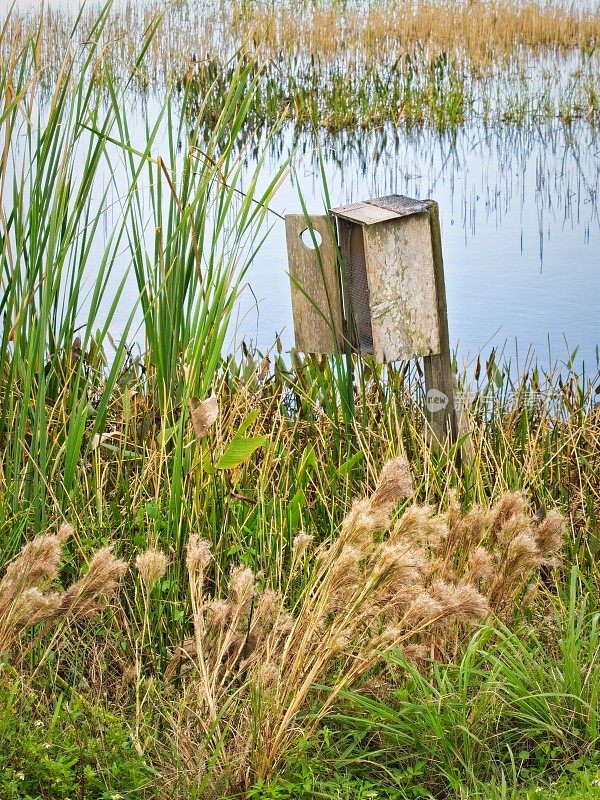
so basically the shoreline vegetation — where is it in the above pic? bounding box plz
[0,2,599,799]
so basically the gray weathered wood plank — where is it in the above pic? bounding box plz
[285,214,344,353]
[362,214,441,362]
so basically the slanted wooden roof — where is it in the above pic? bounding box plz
[330,194,433,225]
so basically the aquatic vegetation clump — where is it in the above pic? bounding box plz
[2,0,599,131]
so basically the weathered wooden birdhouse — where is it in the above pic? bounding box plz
[285,194,457,442]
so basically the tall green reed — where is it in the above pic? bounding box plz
[0,5,289,550]
[0,3,141,528]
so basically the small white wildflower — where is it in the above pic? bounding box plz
[34,719,44,727]
[17,772,25,780]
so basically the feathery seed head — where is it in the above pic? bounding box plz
[292,532,314,556]
[186,536,213,575]
[373,542,425,586]
[492,492,528,533]
[341,498,390,550]
[205,599,231,627]
[429,580,489,623]
[10,588,62,628]
[0,534,62,595]
[229,566,256,610]
[497,514,533,546]
[535,510,564,556]
[255,589,282,625]
[57,523,73,544]
[466,546,494,585]
[136,549,168,590]
[371,457,414,508]
[404,591,445,624]
[391,504,443,548]
[51,546,127,620]
[504,531,540,578]
[449,584,490,622]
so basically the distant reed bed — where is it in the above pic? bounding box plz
[2,0,599,130]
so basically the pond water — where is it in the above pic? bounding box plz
[4,1,600,375]
[35,109,600,376]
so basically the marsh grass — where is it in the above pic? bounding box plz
[0,458,568,796]
[323,568,600,797]
[0,2,288,535]
[0,5,599,798]
[0,524,126,663]
[2,0,599,131]
[158,461,566,793]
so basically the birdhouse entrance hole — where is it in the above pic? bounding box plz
[299,228,323,249]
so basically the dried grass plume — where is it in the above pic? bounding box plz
[190,393,219,440]
[0,531,127,657]
[136,549,168,590]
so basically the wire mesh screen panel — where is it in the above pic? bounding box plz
[336,218,374,353]
[347,223,373,353]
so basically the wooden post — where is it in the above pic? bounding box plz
[422,201,457,446]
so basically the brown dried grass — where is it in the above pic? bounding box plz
[161,457,564,793]
[2,0,598,89]
[0,526,126,658]
[236,0,600,68]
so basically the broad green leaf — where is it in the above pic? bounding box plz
[286,488,306,530]
[236,409,260,436]
[216,435,269,470]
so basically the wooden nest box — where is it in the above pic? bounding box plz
[285,194,457,442]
